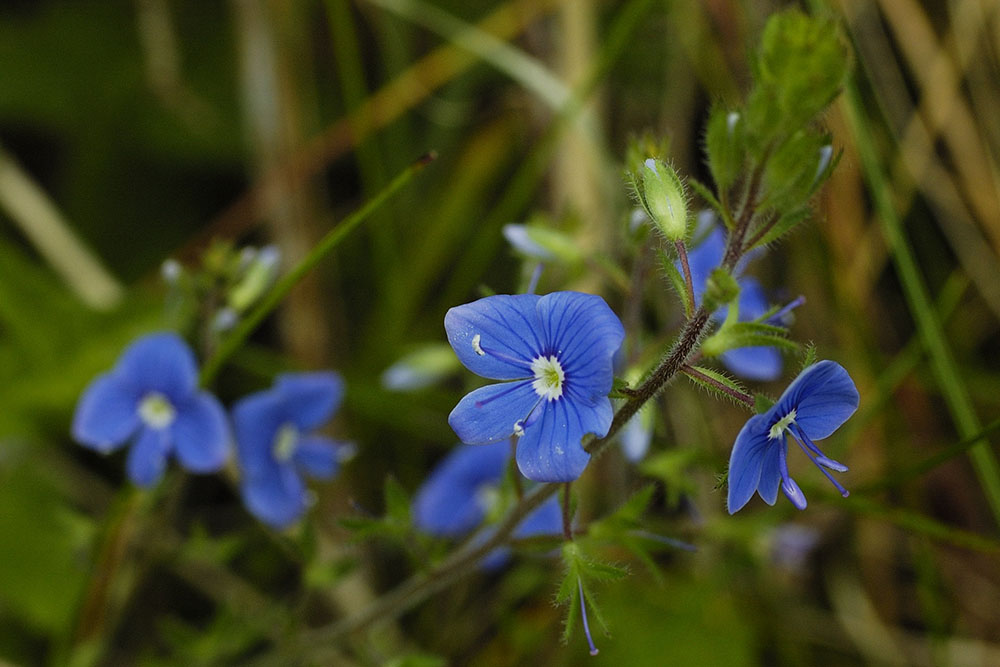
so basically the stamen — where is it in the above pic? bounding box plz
[472,334,485,356]
[272,423,299,462]
[578,578,599,656]
[531,355,565,401]
[791,426,848,472]
[138,392,176,429]
[526,262,544,295]
[789,426,849,498]
[470,335,533,371]
[765,296,806,326]
[769,409,796,439]
[776,445,808,510]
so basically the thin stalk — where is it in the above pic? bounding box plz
[680,364,754,409]
[674,239,695,317]
[198,153,435,386]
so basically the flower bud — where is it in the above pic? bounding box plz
[639,158,688,241]
[703,267,740,312]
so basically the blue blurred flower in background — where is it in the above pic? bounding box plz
[727,360,859,513]
[413,440,563,567]
[72,332,230,486]
[686,217,784,381]
[445,292,625,483]
[233,372,348,529]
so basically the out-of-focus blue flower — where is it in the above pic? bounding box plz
[445,292,625,483]
[413,441,563,568]
[685,220,783,381]
[233,372,348,529]
[72,332,230,487]
[727,361,859,513]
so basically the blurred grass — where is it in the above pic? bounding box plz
[1,0,999,665]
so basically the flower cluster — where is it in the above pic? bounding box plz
[72,333,347,528]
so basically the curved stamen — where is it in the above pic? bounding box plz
[776,442,808,509]
[578,578,599,656]
[789,426,849,498]
[472,336,533,372]
[791,425,848,472]
[765,295,806,326]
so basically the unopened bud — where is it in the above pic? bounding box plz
[640,158,688,241]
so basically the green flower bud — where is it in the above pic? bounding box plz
[639,158,688,241]
[703,267,740,313]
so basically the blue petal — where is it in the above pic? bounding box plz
[171,392,230,473]
[72,373,140,453]
[515,399,592,482]
[514,495,563,538]
[127,427,170,487]
[721,346,783,382]
[536,292,624,395]
[233,392,285,478]
[775,361,859,440]
[727,413,772,513]
[274,372,344,430]
[115,332,198,403]
[686,224,726,306]
[737,276,770,319]
[242,465,307,529]
[449,380,539,444]
[757,438,784,505]
[413,441,510,536]
[619,407,652,462]
[293,435,341,480]
[445,294,542,380]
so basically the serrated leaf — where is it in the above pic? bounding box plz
[682,366,750,408]
[800,343,818,371]
[749,207,812,249]
[702,321,799,356]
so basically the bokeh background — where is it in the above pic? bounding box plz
[2,0,1000,664]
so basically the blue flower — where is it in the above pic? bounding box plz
[445,292,625,482]
[413,441,563,568]
[72,332,230,487]
[727,360,859,513]
[686,220,783,381]
[233,372,348,528]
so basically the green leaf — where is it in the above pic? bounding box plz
[685,177,725,222]
[748,206,812,250]
[702,321,799,357]
[682,366,750,408]
[704,105,744,192]
[657,247,689,311]
[754,393,776,413]
[384,476,412,523]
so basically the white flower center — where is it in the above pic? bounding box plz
[531,355,565,401]
[138,392,176,429]
[769,408,797,440]
[272,423,300,462]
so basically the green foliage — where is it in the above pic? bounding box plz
[702,321,798,358]
[556,542,629,645]
[682,366,750,409]
[703,267,740,312]
[634,158,689,241]
[704,105,744,193]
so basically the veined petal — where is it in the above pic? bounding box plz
[515,400,591,482]
[72,373,140,453]
[172,392,230,473]
[293,435,341,480]
[721,346,783,382]
[242,465,307,529]
[115,332,198,403]
[757,438,785,505]
[127,427,170,487]
[776,361,859,440]
[536,293,624,385]
[274,372,344,430]
[727,413,772,513]
[233,393,285,477]
[449,381,539,445]
[445,294,542,380]
[413,441,510,536]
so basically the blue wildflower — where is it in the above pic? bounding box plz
[445,292,625,482]
[727,360,859,513]
[233,372,348,528]
[413,441,563,568]
[686,219,783,381]
[72,332,230,487]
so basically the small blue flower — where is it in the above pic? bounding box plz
[233,372,348,528]
[727,360,859,513]
[686,220,783,381]
[413,441,563,568]
[72,332,230,487]
[445,292,625,482]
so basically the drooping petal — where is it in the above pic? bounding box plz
[292,435,341,480]
[413,441,510,536]
[448,380,539,445]
[115,332,198,403]
[721,346,783,382]
[172,392,230,473]
[72,373,140,453]
[727,414,773,513]
[775,360,859,440]
[536,293,624,384]
[756,438,785,505]
[274,372,344,430]
[242,465,307,529]
[126,427,170,487]
[232,392,285,477]
[781,475,808,510]
[515,399,592,482]
[445,294,542,380]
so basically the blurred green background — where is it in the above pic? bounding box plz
[2,0,1000,664]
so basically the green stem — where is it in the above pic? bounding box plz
[199,153,435,386]
[674,239,695,318]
